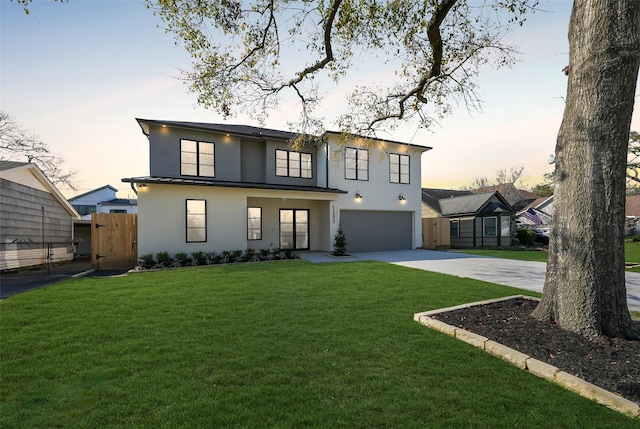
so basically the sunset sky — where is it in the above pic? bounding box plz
[2,0,639,198]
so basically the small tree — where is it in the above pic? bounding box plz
[333,226,347,256]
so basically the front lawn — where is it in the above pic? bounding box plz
[1,261,637,427]
[457,241,640,267]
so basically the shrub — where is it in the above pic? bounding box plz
[221,250,233,263]
[138,254,155,269]
[205,251,220,264]
[191,251,206,265]
[174,252,191,266]
[333,225,347,256]
[156,251,173,267]
[516,229,536,245]
[270,248,282,260]
[259,249,271,261]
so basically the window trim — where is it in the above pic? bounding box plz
[500,216,511,238]
[345,147,369,181]
[181,139,215,178]
[389,153,410,184]
[186,199,207,243]
[275,149,313,179]
[450,219,460,238]
[483,216,498,237]
[247,207,263,241]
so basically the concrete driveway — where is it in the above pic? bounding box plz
[300,249,640,312]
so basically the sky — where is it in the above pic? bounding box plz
[1,0,639,198]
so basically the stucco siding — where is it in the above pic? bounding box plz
[137,184,336,256]
[148,124,242,181]
[325,136,425,250]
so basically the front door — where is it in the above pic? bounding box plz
[279,209,309,250]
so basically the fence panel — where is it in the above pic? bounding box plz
[91,213,138,271]
[422,218,451,249]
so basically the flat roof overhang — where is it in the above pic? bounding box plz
[122,176,348,194]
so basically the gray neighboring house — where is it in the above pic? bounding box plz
[422,188,514,247]
[0,161,80,269]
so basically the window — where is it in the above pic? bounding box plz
[390,153,410,184]
[501,217,511,237]
[186,199,206,242]
[483,217,497,237]
[181,139,215,177]
[345,147,369,180]
[72,204,97,216]
[279,209,309,250]
[110,209,127,214]
[450,219,459,237]
[275,149,312,178]
[247,207,262,240]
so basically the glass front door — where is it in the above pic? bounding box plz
[279,209,309,250]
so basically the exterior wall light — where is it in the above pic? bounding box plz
[398,193,406,201]
[138,183,148,188]
[355,191,362,200]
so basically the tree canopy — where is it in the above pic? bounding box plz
[148,0,537,138]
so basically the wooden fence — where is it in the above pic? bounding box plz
[422,217,451,249]
[91,213,138,271]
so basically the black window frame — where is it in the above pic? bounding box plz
[389,153,410,184]
[186,199,207,243]
[247,207,262,241]
[345,147,369,181]
[180,139,215,177]
[275,149,313,178]
[279,208,310,250]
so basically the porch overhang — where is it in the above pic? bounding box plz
[122,176,348,194]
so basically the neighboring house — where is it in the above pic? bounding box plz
[122,119,431,256]
[0,161,80,269]
[68,184,138,220]
[516,195,554,227]
[421,188,514,247]
[471,183,538,212]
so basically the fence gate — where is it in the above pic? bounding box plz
[91,213,138,271]
[422,218,451,249]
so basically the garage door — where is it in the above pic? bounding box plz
[339,210,412,252]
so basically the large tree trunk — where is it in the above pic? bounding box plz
[531,0,640,339]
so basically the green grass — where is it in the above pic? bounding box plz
[457,241,640,267]
[2,261,638,428]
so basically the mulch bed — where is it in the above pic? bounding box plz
[430,297,640,405]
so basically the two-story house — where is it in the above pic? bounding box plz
[122,119,431,257]
[69,184,138,220]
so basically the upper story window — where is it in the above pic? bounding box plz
[345,147,369,181]
[181,139,215,177]
[276,149,312,178]
[389,153,410,184]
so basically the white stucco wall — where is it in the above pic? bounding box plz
[323,135,428,249]
[137,183,338,256]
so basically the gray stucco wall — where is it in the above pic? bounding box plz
[147,125,320,188]
[148,124,242,181]
[0,179,74,243]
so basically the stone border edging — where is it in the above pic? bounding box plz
[413,295,640,418]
